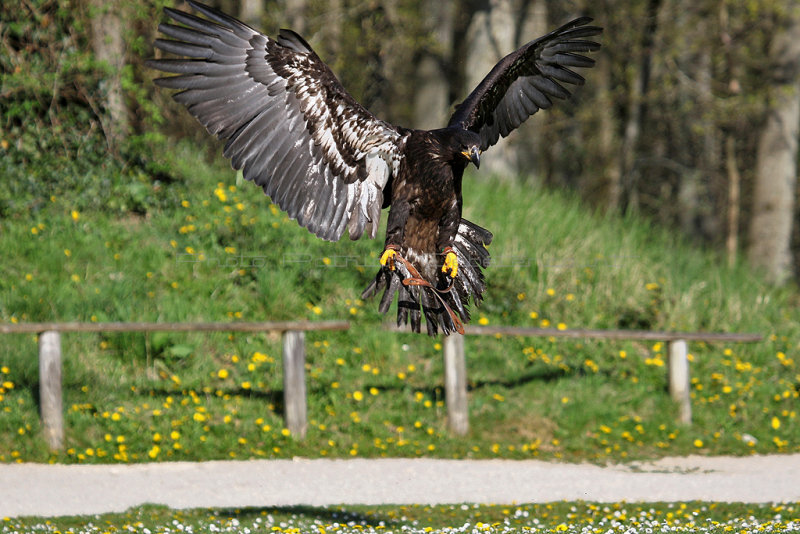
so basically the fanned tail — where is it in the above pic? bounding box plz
[361,219,493,336]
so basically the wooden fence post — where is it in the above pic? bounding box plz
[668,339,692,424]
[38,331,64,451]
[282,330,307,439]
[443,334,469,435]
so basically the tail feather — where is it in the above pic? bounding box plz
[361,219,493,336]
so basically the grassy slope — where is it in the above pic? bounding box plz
[1,143,798,464]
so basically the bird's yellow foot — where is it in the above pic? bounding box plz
[441,248,458,278]
[380,247,398,270]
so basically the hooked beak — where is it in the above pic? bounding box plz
[462,146,481,169]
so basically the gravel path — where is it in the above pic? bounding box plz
[3,454,800,518]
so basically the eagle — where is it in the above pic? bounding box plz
[148,1,601,336]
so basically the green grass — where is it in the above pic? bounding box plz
[1,140,799,464]
[3,502,799,533]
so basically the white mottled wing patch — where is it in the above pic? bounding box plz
[149,1,405,241]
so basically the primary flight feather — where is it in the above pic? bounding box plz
[148,1,602,335]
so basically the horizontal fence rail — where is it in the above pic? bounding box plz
[462,325,763,342]
[4,320,763,450]
[3,321,349,450]
[439,326,763,435]
[0,320,350,334]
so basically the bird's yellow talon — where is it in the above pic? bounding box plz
[380,248,397,270]
[442,251,458,278]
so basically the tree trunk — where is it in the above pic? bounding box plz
[239,0,264,28]
[90,0,128,148]
[412,0,453,130]
[592,54,622,210]
[284,0,306,35]
[620,0,660,214]
[725,135,741,267]
[747,13,800,284]
[462,0,518,178]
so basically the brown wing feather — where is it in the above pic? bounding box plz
[447,17,602,150]
[148,0,405,241]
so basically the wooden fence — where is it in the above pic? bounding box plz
[0,321,349,450]
[441,326,763,435]
[2,321,762,450]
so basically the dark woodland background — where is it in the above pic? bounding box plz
[2,0,799,284]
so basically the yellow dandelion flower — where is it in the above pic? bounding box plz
[353,391,364,401]
[478,316,489,325]
[217,369,229,379]
[693,439,704,448]
[772,416,781,430]
[70,210,80,221]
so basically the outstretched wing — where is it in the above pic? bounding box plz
[447,17,602,151]
[148,0,405,241]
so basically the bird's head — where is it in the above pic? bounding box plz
[456,130,482,169]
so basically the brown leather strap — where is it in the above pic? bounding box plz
[391,252,464,335]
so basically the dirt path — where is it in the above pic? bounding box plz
[3,454,799,518]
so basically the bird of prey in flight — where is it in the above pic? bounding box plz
[148,1,601,335]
